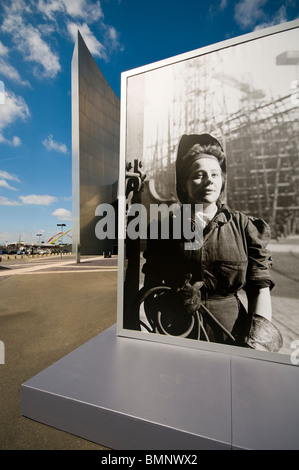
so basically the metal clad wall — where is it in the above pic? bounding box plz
[72,32,120,255]
[71,38,80,250]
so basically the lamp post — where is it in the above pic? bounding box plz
[57,224,66,258]
[36,233,42,248]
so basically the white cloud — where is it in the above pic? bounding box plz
[0,40,30,86]
[21,24,61,78]
[0,179,17,190]
[0,190,59,207]
[0,58,30,86]
[12,136,22,147]
[234,0,267,28]
[0,135,23,147]
[42,134,68,153]
[37,0,64,20]
[0,41,9,56]
[1,0,122,84]
[0,196,21,206]
[105,25,122,51]
[63,0,103,22]
[52,207,72,221]
[0,90,29,129]
[5,0,32,15]
[0,170,20,182]
[235,0,290,31]
[67,21,107,59]
[37,0,103,22]
[0,134,22,146]
[0,81,4,104]
[254,5,288,30]
[1,10,61,79]
[0,90,30,144]
[19,195,58,205]
[219,0,229,9]
[209,0,230,18]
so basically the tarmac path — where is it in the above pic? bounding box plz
[0,242,298,450]
[1,243,298,356]
[267,239,299,356]
[0,255,118,450]
[0,254,118,281]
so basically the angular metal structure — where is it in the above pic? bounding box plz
[72,31,119,255]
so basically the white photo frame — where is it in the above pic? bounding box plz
[117,19,299,366]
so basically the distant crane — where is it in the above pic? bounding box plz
[214,73,266,101]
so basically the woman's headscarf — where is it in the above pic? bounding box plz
[175,133,226,204]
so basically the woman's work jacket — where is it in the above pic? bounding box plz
[141,205,275,345]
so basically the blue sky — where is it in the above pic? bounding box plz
[0,0,298,245]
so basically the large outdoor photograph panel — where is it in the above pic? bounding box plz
[118,21,299,363]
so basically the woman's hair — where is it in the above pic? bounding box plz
[175,134,227,204]
[183,143,226,169]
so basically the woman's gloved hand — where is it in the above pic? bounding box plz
[176,274,204,314]
[245,314,283,352]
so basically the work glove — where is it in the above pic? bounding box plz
[176,274,204,314]
[246,314,283,353]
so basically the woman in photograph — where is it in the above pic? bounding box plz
[140,133,282,352]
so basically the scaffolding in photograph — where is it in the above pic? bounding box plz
[224,94,299,236]
[142,59,299,237]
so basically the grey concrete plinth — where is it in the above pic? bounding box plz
[21,325,299,450]
[20,325,232,450]
[231,356,299,450]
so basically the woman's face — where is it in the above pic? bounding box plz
[184,156,223,206]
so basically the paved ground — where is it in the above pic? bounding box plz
[0,239,298,450]
[0,255,118,450]
[267,237,299,356]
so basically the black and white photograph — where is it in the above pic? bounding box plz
[118,22,299,361]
